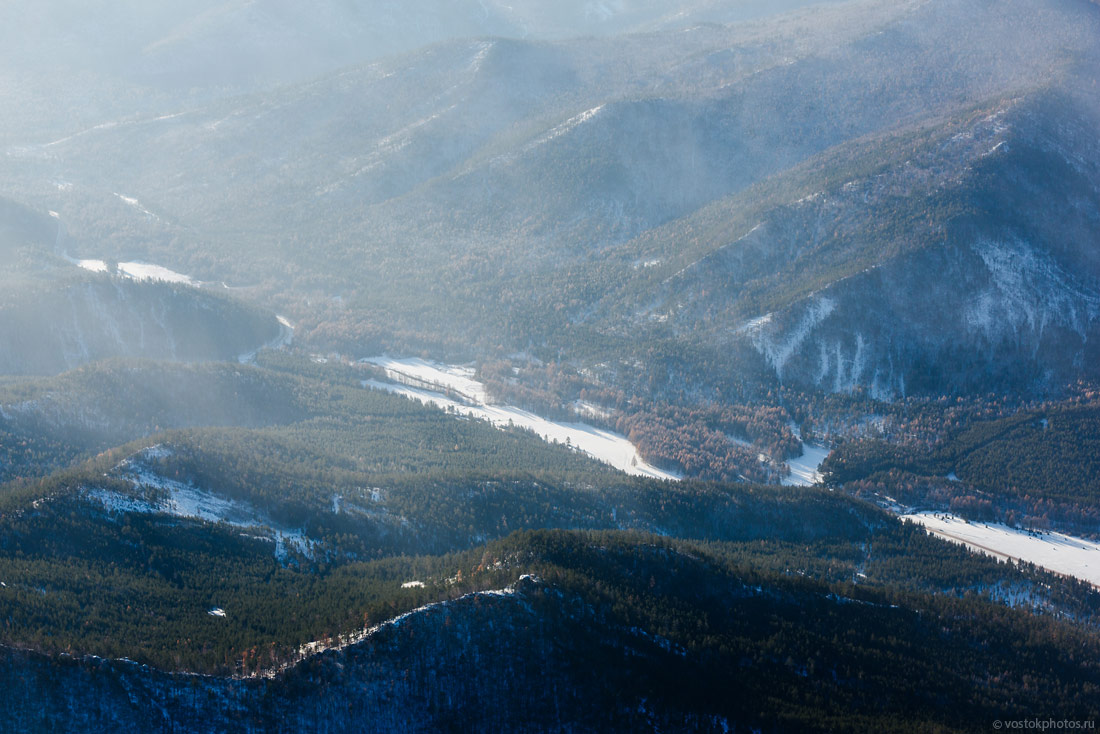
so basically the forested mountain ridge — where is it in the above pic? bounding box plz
[600,88,1100,397]
[2,360,1097,679]
[0,0,849,95]
[1,531,1097,733]
[824,400,1100,536]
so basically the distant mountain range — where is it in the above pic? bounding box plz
[0,0,848,91]
[3,0,1097,397]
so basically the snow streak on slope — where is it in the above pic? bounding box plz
[269,575,541,680]
[362,357,679,481]
[88,445,314,560]
[75,259,109,273]
[116,261,195,286]
[902,512,1100,588]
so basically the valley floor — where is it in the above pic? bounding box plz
[902,512,1100,588]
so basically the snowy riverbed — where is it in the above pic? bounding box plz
[781,422,829,487]
[782,443,830,486]
[902,512,1100,588]
[239,315,295,364]
[361,357,488,403]
[361,357,679,481]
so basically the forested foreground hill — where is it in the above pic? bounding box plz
[2,531,1097,733]
[1,359,1099,728]
[2,397,1098,674]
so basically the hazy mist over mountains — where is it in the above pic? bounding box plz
[4,0,1098,395]
[1,1,1100,731]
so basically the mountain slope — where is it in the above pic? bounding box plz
[0,199,281,376]
[1,531,1097,733]
[595,88,1100,397]
[3,0,1097,397]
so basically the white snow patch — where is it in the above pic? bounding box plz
[736,313,773,334]
[66,254,195,285]
[526,105,604,152]
[903,513,1100,588]
[965,238,1100,340]
[360,359,678,481]
[75,259,109,274]
[782,443,830,486]
[572,400,611,420]
[468,40,494,73]
[117,261,195,286]
[781,422,829,486]
[208,608,227,618]
[89,447,315,561]
[113,193,159,220]
[752,296,837,378]
[401,581,425,589]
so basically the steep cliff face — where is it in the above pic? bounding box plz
[747,235,1100,397]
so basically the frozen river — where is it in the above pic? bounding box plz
[902,512,1100,588]
[361,357,680,481]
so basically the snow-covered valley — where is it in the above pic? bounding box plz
[361,357,680,480]
[781,443,830,487]
[360,356,834,484]
[902,512,1100,588]
[781,422,829,487]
